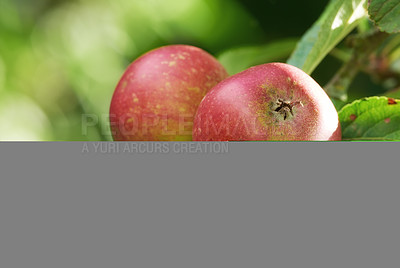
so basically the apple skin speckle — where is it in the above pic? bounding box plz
[110,45,228,141]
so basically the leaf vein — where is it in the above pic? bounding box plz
[374,0,400,23]
[342,100,400,138]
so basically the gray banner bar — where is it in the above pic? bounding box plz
[0,142,399,268]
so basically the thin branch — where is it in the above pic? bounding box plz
[324,31,389,101]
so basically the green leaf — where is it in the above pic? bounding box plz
[287,0,368,74]
[338,96,400,141]
[368,0,400,33]
[218,38,298,75]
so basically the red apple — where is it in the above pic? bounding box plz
[110,45,228,141]
[193,63,341,141]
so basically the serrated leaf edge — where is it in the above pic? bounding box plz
[339,96,400,140]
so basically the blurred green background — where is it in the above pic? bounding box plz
[0,0,386,141]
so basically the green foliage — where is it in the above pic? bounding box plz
[338,96,400,140]
[1,0,400,141]
[0,92,53,141]
[0,0,264,141]
[218,39,298,75]
[369,0,400,33]
[287,0,368,74]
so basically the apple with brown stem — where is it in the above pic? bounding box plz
[193,63,341,141]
